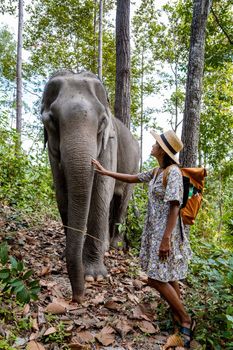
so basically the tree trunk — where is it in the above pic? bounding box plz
[180,0,212,167]
[115,0,131,128]
[98,0,103,80]
[93,0,97,73]
[16,0,23,143]
[140,50,144,171]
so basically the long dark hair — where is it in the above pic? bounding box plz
[162,153,177,169]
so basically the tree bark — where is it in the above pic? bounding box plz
[98,0,103,80]
[16,0,23,143]
[180,0,212,167]
[115,0,131,128]
[140,50,144,171]
[93,0,97,73]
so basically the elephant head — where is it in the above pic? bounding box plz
[41,71,116,302]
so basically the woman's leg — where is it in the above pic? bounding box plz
[169,280,180,298]
[169,281,182,329]
[148,278,191,328]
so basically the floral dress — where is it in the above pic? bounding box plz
[137,165,192,282]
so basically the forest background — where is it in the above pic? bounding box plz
[0,0,233,349]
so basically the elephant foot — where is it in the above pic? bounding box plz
[85,275,94,282]
[84,261,108,282]
[110,235,125,250]
[72,294,84,303]
[85,274,104,282]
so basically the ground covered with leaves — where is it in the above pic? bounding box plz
[0,205,202,350]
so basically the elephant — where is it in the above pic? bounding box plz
[41,71,140,302]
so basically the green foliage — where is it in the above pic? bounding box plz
[191,168,233,248]
[43,322,69,345]
[0,242,40,304]
[124,157,158,249]
[24,0,116,98]
[187,237,233,349]
[0,340,16,350]
[206,0,233,69]
[0,0,17,15]
[0,113,57,218]
[0,26,17,81]
[200,64,233,168]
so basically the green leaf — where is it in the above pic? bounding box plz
[16,286,30,304]
[17,261,24,272]
[226,315,233,323]
[0,243,8,265]
[23,270,33,280]
[30,287,40,295]
[14,283,25,294]
[1,284,11,293]
[0,268,10,280]
[9,278,22,287]
[10,256,18,269]
[28,280,40,288]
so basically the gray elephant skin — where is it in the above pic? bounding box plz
[41,71,139,302]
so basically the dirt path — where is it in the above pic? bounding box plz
[0,206,200,350]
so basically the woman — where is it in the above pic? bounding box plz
[92,130,194,349]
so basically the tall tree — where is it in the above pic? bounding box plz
[114,0,130,128]
[98,0,103,80]
[180,0,212,166]
[24,0,116,98]
[16,0,23,140]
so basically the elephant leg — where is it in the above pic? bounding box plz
[109,184,133,248]
[83,174,114,281]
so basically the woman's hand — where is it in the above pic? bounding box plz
[159,237,171,261]
[91,158,107,175]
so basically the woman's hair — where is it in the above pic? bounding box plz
[157,142,177,168]
[162,153,177,168]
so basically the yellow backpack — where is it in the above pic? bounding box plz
[155,165,207,225]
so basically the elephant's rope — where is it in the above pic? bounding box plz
[63,225,104,243]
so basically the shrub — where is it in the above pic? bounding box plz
[0,242,40,304]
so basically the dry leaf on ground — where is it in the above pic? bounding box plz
[115,319,133,337]
[91,293,105,304]
[132,304,151,321]
[95,326,115,346]
[44,326,57,336]
[23,304,30,315]
[39,265,51,276]
[162,334,184,350]
[137,320,158,334]
[69,340,91,350]
[26,340,46,350]
[104,300,121,311]
[127,293,139,304]
[75,330,95,343]
[45,302,66,314]
[133,279,144,290]
[51,297,78,311]
[32,318,39,331]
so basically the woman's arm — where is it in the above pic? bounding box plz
[91,159,140,183]
[159,201,180,260]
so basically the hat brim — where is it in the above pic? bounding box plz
[150,130,180,164]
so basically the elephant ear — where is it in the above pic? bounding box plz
[102,106,116,150]
[92,79,116,150]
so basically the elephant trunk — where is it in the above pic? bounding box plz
[61,138,96,302]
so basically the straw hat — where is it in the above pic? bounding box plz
[150,130,183,164]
